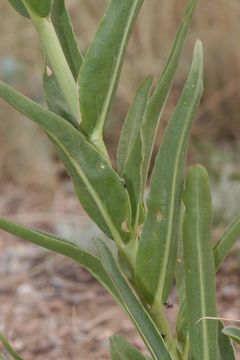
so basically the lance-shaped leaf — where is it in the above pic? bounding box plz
[117,77,152,223]
[8,0,29,18]
[140,0,197,192]
[214,215,240,271]
[182,165,218,360]
[0,333,25,360]
[120,0,197,229]
[22,0,53,18]
[176,219,240,352]
[0,218,123,306]
[78,0,144,139]
[96,239,173,360]
[136,40,203,305]
[51,0,82,80]
[110,336,148,360]
[222,327,240,345]
[0,81,132,244]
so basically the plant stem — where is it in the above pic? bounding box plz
[22,2,81,125]
[151,302,180,360]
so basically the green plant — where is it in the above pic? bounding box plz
[0,0,239,359]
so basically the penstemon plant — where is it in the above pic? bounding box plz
[0,0,239,359]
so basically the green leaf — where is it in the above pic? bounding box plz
[8,0,30,18]
[214,216,240,271]
[22,0,53,18]
[136,40,203,305]
[96,240,173,360]
[0,334,25,360]
[43,68,76,125]
[218,322,236,360]
[78,0,144,140]
[174,204,186,307]
[176,214,240,351]
[140,0,197,193]
[117,77,153,175]
[0,81,132,244]
[222,327,240,345]
[0,218,123,306]
[110,336,147,360]
[51,0,82,80]
[182,165,218,360]
[117,77,152,223]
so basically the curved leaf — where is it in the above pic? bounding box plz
[182,165,218,360]
[136,40,203,305]
[222,327,240,345]
[110,336,147,360]
[96,240,173,360]
[79,0,144,139]
[0,218,122,306]
[0,81,132,244]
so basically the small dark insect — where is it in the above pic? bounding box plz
[161,334,166,339]
[164,301,173,309]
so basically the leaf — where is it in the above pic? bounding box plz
[136,40,203,305]
[140,0,197,192]
[182,165,218,360]
[222,327,240,345]
[214,215,240,271]
[0,218,123,306]
[0,81,132,244]
[22,0,53,18]
[176,214,240,351]
[110,336,147,360]
[51,0,82,80]
[8,0,30,18]
[117,77,153,175]
[0,334,24,360]
[117,77,152,223]
[218,322,236,360]
[78,0,144,139]
[96,239,173,360]
[43,68,76,125]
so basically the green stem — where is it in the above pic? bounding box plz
[151,302,179,360]
[22,2,80,125]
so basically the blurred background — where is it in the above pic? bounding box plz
[0,1,239,359]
